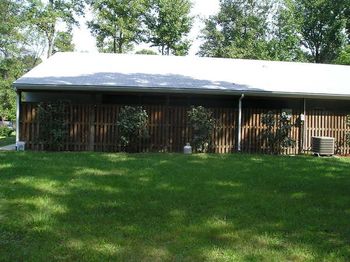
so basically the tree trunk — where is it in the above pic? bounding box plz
[47,0,55,58]
[47,36,54,58]
[113,36,117,53]
[166,46,170,55]
[118,32,123,53]
[314,44,321,63]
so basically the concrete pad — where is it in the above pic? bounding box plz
[0,144,16,151]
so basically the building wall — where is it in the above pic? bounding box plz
[20,90,350,154]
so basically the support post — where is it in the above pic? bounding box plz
[237,94,245,152]
[89,105,95,151]
[16,91,21,143]
[303,98,307,151]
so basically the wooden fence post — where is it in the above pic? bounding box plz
[89,105,95,151]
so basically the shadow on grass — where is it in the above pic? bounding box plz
[0,152,349,261]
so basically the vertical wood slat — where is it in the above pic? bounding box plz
[19,103,350,155]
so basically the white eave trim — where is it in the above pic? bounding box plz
[13,83,350,100]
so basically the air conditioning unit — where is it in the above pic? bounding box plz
[311,136,334,156]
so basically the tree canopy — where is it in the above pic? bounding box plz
[198,0,272,59]
[198,0,349,63]
[87,0,145,53]
[53,31,75,53]
[336,45,350,65]
[144,0,193,55]
[292,0,348,63]
[27,0,84,57]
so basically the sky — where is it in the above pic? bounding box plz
[72,0,220,56]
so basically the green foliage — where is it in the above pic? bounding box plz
[198,0,348,64]
[0,79,16,121]
[117,106,149,151]
[267,1,306,62]
[187,106,216,153]
[346,115,350,146]
[198,0,273,59]
[0,125,13,137]
[291,0,348,63]
[261,111,295,154]
[88,0,145,53]
[0,0,46,59]
[0,55,42,121]
[144,0,193,55]
[0,0,42,123]
[37,100,69,151]
[0,133,15,147]
[0,0,25,57]
[336,45,350,65]
[28,0,85,57]
[135,49,158,55]
[53,30,75,53]
[0,59,21,121]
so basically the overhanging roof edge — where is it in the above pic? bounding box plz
[13,83,350,100]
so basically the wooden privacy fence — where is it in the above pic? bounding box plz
[20,103,350,154]
[304,110,350,155]
[241,108,303,155]
[20,103,237,153]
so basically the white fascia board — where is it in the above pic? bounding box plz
[13,83,350,100]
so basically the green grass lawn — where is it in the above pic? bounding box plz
[0,134,15,147]
[0,152,349,261]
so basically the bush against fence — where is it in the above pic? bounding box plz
[261,111,295,154]
[117,106,149,152]
[20,103,350,154]
[37,101,69,151]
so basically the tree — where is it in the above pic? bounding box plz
[345,2,350,41]
[21,27,46,66]
[27,0,84,57]
[87,0,145,53]
[53,31,75,53]
[291,0,347,63]
[335,45,350,65]
[0,0,24,57]
[197,18,226,58]
[0,0,40,120]
[198,0,272,59]
[135,49,158,55]
[144,0,193,55]
[0,54,42,121]
[267,0,306,61]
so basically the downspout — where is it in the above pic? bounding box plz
[237,94,245,152]
[16,91,21,144]
[303,98,307,152]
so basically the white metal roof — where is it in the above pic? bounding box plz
[14,52,350,99]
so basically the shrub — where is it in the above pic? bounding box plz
[37,101,69,151]
[187,106,216,152]
[117,106,149,152]
[0,125,12,137]
[261,111,295,154]
[346,115,350,146]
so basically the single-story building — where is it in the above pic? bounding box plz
[13,52,350,154]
